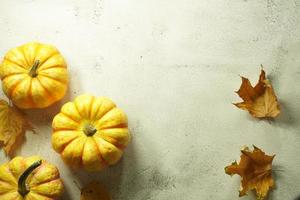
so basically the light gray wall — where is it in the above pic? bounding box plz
[0,0,299,199]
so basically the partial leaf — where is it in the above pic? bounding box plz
[81,181,112,200]
[0,99,32,156]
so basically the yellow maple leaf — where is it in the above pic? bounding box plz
[234,69,280,118]
[225,146,275,200]
[81,181,112,200]
[0,99,32,156]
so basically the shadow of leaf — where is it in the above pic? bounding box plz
[274,100,297,127]
[272,165,285,180]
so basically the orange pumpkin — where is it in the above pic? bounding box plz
[52,95,130,171]
[0,42,68,109]
[0,156,64,200]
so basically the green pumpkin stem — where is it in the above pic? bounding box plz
[29,60,40,77]
[84,124,97,136]
[18,160,42,197]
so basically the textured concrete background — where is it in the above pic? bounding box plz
[0,0,300,199]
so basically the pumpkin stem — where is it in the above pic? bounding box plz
[29,60,40,77]
[18,160,42,197]
[84,124,97,136]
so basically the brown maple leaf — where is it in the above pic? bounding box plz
[80,181,112,200]
[234,69,280,118]
[0,99,33,156]
[225,146,275,200]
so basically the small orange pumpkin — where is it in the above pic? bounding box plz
[52,94,130,171]
[0,42,68,109]
[0,156,64,200]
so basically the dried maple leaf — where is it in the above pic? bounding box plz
[81,181,112,200]
[225,145,275,200]
[234,69,280,118]
[0,99,32,156]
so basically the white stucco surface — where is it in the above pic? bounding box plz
[0,0,300,199]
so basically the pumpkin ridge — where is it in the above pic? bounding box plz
[79,137,88,167]
[33,42,42,57]
[92,137,109,167]
[101,136,123,150]
[60,136,83,155]
[59,113,81,124]
[27,188,58,199]
[19,47,31,68]
[24,43,40,66]
[3,57,26,69]
[38,74,68,84]
[95,103,116,121]
[25,191,53,199]
[90,98,102,120]
[52,132,82,153]
[52,127,78,132]
[81,138,101,170]
[9,158,27,182]
[0,191,19,199]
[4,165,18,186]
[1,61,28,73]
[21,43,41,68]
[29,176,61,190]
[88,96,96,119]
[1,72,27,80]
[14,48,30,68]
[74,99,83,118]
[0,180,16,194]
[52,130,83,136]
[36,52,60,68]
[1,74,27,96]
[38,65,66,72]
[99,127,130,145]
[99,123,128,130]
[37,180,63,198]
[95,134,125,150]
[7,78,27,99]
[66,137,86,167]
[35,77,54,102]
[27,78,35,108]
[80,139,88,167]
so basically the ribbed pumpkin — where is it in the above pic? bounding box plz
[0,42,68,109]
[0,156,64,200]
[52,95,130,171]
